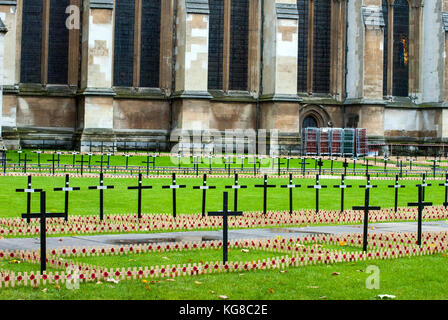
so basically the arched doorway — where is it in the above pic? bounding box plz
[302,115,318,129]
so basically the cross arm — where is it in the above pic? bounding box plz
[127,186,153,190]
[54,187,81,192]
[16,188,43,193]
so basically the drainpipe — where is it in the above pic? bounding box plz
[256,0,264,155]
[169,0,177,152]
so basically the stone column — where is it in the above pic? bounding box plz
[172,0,212,131]
[259,0,300,153]
[78,0,115,151]
[261,0,299,100]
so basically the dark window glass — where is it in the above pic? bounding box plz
[20,0,43,83]
[312,0,331,94]
[113,0,135,87]
[140,0,161,88]
[229,0,249,91]
[297,0,308,92]
[392,0,409,97]
[208,0,224,90]
[303,116,318,128]
[48,0,70,84]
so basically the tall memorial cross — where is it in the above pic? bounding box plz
[127,173,153,219]
[16,175,43,223]
[333,174,352,213]
[254,174,277,215]
[281,173,301,215]
[388,175,405,213]
[53,174,81,221]
[88,173,115,221]
[162,173,187,218]
[208,192,243,264]
[22,191,66,273]
[193,174,216,217]
[225,173,248,212]
[352,176,381,252]
[408,185,432,246]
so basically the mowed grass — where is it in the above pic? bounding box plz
[6,150,392,171]
[0,254,447,300]
[0,175,444,218]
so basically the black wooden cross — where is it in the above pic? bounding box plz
[352,157,358,175]
[431,158,439,178]
[123,153,133,170]
[225,173,248,212]
[248,157,258,176]
[193,174,216,217]
[16,175,43,223]
[21,153,32,174]
[177,153,182,170]
[352,177,381,252]
[208,192,242,264]
[96,154,109,174]
[224,156,233,176]
[192,156,202,176]
[32,149,43,171]
[22,191,66,273]
[285,156,292,172]
[47,153,59,175]
[1,150,11,174]
[399,160,404,177]
[342,158,349,176]
[276,157,285,176]
[53,174,80,221]
[142,155,155,176]
[408,185,432,246]
[300,157,310,176]
[239,155,245,171]
[439,173,448,209]
[71,151,78,168]
[127,173,153,219]
[254,174,277,215]
[383,157,389,175]
[328,157,336,175]
[307,174,328,213]
[88,173,115,221]
[87,152,93,173]
[407,157,414,171]
[316,158,324,176]
[418,173,432,201]
[206,155,214,173]
[362,159,372,176]
[162,173,186,218]
[76,154,89,176]
[56,151,62,169]
[17,149,23,166]
[333,174,352,213]
[388,175,405,213]
[281,173,301,215]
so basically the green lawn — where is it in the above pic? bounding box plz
[0,175,445,218]
[0,254,447,300]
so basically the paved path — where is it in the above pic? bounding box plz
[1,221,447,251]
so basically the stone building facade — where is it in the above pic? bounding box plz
[0,0,447,152]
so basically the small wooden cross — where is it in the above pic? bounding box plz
[22,191,66,273]
[342,158,349,176]
[128,173,153,219]
[1,149,11,174]
[54,174,81,221]
[32,149,43,171]
[75,154,89,176]
[300,157,310,176]
[254,175,277,215]
[333,174,352,213]
[408,185,432,246]
[193,174,216,217]
[88,173,115,221]
[162,173,186,218]
[21,153,32,174]
[95,154,109,174]
[431,158,439,178]
[316,158,324,176]
[417,173,432,202]
[225,173,248,212]
[46,152,60,175]
[123,153,133,170]
[248,157,259,176]
[307,174,328,213]
[388,175,405,213]
[281,173,301,215]
[142,155,156,176]
[352,177,381,252]
[16,175,43,224]
[208,192,242,264]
